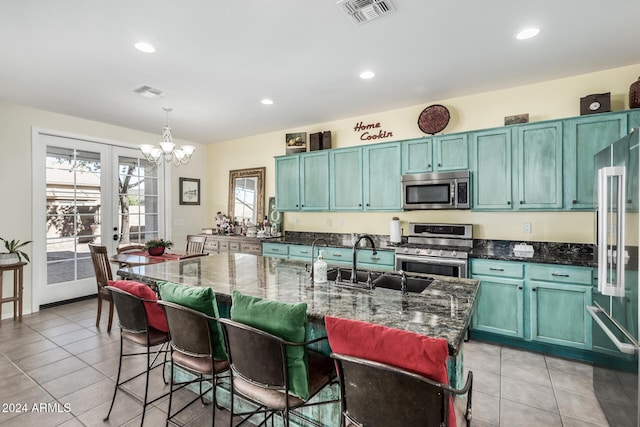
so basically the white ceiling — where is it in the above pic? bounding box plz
[1,1,639,144]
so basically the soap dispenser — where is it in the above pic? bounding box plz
[313,250,328,284]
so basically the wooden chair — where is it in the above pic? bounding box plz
[88,244,115,332]
[186,235,206,255]
[157,300,230,427]
[218,317,338,427]
[104,286,170,426]
[116,244,146,254]
[116,244,147,268]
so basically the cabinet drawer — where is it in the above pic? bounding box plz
[204,240,219,251]
[288,245,313,259]
[358,249,395,267]
[229,242,241,251]
[471,259,524,278]
[528,264,592,285]
[241,243,262,254]
[262,243,288,257]
[323,247,352,263]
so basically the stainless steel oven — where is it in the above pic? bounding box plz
[394,223,473,278]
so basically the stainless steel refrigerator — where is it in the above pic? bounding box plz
[589,128,640,427]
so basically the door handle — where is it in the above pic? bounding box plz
[587,305,638,354]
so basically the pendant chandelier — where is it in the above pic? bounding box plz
[139,107,195,166]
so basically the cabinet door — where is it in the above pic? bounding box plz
[330,147,363,210]
[300,151,329,211]
[564,113,628,210]
[363,142,402,210]
[529,281,592,349]
[516,122,563,209]
[472,276,524,338]
[472,129,512,210]
[401,138,432,174]
[434,134,468,171]
[275,156,300,211]
[628,109,640,133]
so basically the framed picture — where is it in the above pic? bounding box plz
[179,177,200,205]
[179,258,201,280]
[285,132,307,154]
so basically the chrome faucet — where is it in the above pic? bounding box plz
[399,270,408,295]
[352,234,377,285]
[310,238,329,283]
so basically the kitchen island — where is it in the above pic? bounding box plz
[118,251,479,357]
[118,252,479,426]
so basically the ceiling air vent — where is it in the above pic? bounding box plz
[132,84,171,99]
[337,0,395,25]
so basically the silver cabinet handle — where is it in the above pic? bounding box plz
[551,273,570,277]
[587,305,637,354]
[333,253,342,257]
[300,250,308,254]
[489,267,504,271]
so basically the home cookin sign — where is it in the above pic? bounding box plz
[353,121,394,141]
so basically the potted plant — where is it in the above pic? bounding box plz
[145,238,173,256]
[0,238,32,265]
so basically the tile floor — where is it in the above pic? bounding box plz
[0,298,612,426]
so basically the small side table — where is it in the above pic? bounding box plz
[0,262,26,322]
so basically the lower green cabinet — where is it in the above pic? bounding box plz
[262,242,394,270]
[471,259,593,351]
[473,277,524,338]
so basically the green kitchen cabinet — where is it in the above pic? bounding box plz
[401,138,432,174]
[528,264,592,349]
[363,142,402,210]
[515,122,563,209]
[262,242,289,258]
[434,133,468,171]
[628,109,640,132]
[300,151,330,211]
[401,134,468,174]
[471,260,525,338]
[288,244,314,262]
[274,156,300,211]
[471,128,513,210]
[564,112,628,210]
[275,152,329,211]
[330,147,364,210]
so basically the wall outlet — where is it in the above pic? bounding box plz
[338,218,344,227]
[326,218,332,227]
[295,217,299,225]
[523,222,532,233]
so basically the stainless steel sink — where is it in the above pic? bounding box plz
[373,273,432,293]
[327,268,431,293]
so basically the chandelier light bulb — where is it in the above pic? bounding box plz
[138,107,195,167]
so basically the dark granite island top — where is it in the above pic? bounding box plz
[117,252,479,357]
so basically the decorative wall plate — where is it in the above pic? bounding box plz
[418,104,450,134]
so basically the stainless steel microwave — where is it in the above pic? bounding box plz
[401,170,470,210]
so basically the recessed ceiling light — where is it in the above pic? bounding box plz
[261,99,274,105]
[134,42,156,53]
[360,71,375,80]
[515,28,540,40]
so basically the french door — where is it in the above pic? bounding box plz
[33,132,165,306]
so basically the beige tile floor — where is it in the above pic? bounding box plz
[0,298,612,426]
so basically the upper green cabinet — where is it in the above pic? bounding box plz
[275,152,329,211]
[564,112,628,210]
[472,122,563,210]
[330,147,363,210]
[472,128,513,210]
[363,142,402,210]
[401,134,468,174]
[515,122,563,209]
[434,134,469,171]
[300,151,329,211]
[275,155,300,211]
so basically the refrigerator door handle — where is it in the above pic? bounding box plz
[597,166,626,297]
[587,305,638,355]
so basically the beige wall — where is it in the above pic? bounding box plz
[0,100,208,316]
[206,63,640,244]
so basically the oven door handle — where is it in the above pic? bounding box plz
[395,254,467,267]
[587,305,638,355]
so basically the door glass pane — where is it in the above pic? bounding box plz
[46,147,101,284]
[117,156,159,246]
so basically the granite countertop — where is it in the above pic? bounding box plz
[471,240,596,267]
[118,252,479,356]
